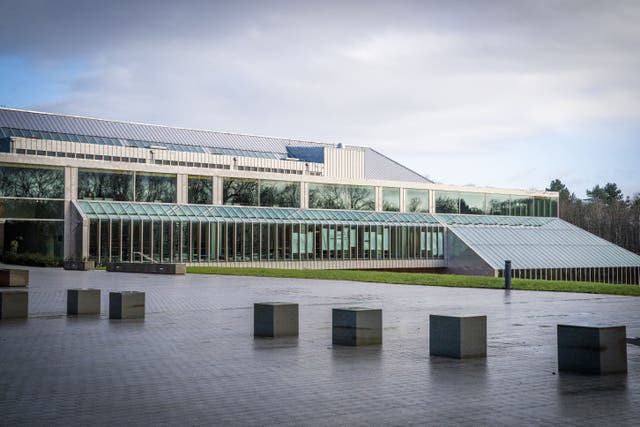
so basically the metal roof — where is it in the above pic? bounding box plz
[364,148,431,183]
[77,201,441,226]
[0,108,429,183]
[0,108,320,154]
[445,217,640,269]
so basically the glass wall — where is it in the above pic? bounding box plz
[435,190,557,218]
[223,178,258,206]
[78,169,134,201]
[0,199,64,219]
[308,183,375,210]
[459,192,486,214]
[0,163,64,198]
[0,163,64,259]
[223,178,300,208]
[135,172,177,203]
[511,196,533,216]
[87,218,445,264]
[188,175,213,205]
[259,180,300,208]
[534,197,558,217]
[405,189,429,213]
[487,194,510,216]
[435,191,459,213]
[382,188,400,212]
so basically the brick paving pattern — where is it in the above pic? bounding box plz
[0,265,639,426]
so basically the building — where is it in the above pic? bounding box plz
[0,108,639,284]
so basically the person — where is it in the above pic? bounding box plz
[9,238,18,254]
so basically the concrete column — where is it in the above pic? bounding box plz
[300,182,309,209]
[375,187,383,211]
[176,174,188,204]
[81,217,90,259]
[64,167,78,259]
[212,176,224,205]
[429,189,436,214]
[399,188,406,213]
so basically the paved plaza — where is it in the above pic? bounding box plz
[0,265,639,426]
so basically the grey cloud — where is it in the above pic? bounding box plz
[5,0,640,196]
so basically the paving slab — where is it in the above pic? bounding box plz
[0,264,638,426]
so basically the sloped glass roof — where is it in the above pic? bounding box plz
[447,218,640,269]
[77,201,441,226]
[434,214,554,227]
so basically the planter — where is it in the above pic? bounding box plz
[63,260,96,271]
[106,263,186,275]
[0,269,29,287]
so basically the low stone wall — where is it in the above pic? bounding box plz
[106,263,186,275]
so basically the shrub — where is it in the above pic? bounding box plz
[1,252,63,267]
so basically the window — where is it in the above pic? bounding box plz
[259,180,300,208]
[405,189,429,213]
[135,172,177,203]
[0,163,64,198]
[308,183,375,210]
[382,188,400,212]
[487,194,510,216]
[223,178,258,206]
[78,169,134,201]
[435,191,459,213]
[459,192,486,215]
[188,175,213,205]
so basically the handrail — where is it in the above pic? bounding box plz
[132,252,156,263]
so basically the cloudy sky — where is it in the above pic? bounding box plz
[1,0,638,197]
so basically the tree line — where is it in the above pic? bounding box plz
[547,179,640,254]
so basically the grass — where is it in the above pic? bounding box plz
[187,267,640,297]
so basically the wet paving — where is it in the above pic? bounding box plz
[0,265,639,426]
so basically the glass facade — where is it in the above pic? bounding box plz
[511,196,533,216]
[0,163,64,198]
[382,188,400,212]
[188,175,213,205]
[487,194,510,216]
[78,169,134,201]
[435,190,557,218]
[435,191,459,213]
[223,178,258,206]
[88,217,445,264]
[405,189,429,213]
[0,198,64,219]
[308,183,375,210]
[459,192,486,215]
[259,180,300,208]
[135,172,177,203]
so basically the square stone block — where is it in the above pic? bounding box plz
[0,290,28,319]
[332,308,382,346]
[429,314,487,359]
[67,289,101,315]
[558,324,627,374]
[254,302,299,337]
[0,269,29,287]
[109,291,145,319]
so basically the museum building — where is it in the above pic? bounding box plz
[0,108,639,284]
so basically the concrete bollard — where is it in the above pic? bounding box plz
[0,269,29,287]
[67,289,101,315]
[0,290,28,319]
[429,314,487,359]
[109,291,145,319]
[254,302,299,337]
[558,324,627,374]
[332,308,382,346]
